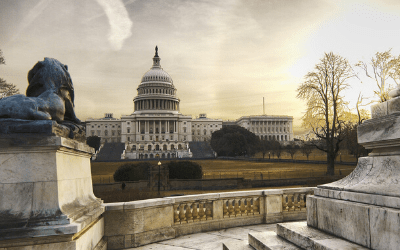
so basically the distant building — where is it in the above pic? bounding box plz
[191,114,223,141]
[86,113,121,143]
[85,47,294,158]
[235,115,293,141]
[121,47,192,159]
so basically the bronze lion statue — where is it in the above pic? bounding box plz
[0,57,80,124]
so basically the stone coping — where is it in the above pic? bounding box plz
[0,135,94,154]
[358,112,400,149]
[315,188,400,210]
[0,118,86,142]
[103,187,316,211]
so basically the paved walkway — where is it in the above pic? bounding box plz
[128,224,277,250]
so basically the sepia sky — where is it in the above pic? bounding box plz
[1,0,400,133]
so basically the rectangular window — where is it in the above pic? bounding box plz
[127,128,130,133]
[127,137,130,141]
[141,136,144,140]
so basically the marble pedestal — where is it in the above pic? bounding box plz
[306,112,400,249]
[0,120,105,250]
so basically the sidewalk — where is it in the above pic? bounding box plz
[129,223,277,250]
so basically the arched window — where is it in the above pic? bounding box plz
[178,144,183,150]
[163,144,167,150]
[148,145,152,151]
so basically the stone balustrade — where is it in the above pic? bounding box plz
[102,187,315,249]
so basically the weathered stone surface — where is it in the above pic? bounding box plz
[248,231,301,250]
[388,96,400,115]
[320,155,400,198]
[369,206,400,249]
[132,227,175,247]
[314,196,371,248]
[0,135,102,243]
[0,119,86,142]
[222,239,253,250]
[358,113,400,149]
[276,221,369,250]
[104,205,173,237]
[306,195,318,228]
[371,101,388,118]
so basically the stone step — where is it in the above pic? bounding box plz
[276,221,369,250]
[222,240,254,250]
[248,231,301,250]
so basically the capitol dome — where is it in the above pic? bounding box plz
[133,46,180,113]
[140,46,173,84]
[141,68,173,84]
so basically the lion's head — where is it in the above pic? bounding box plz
[26,58,79,123]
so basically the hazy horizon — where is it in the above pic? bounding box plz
[1,0,400,134]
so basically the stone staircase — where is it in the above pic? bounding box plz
[189,141,215,158]
[94,142,125,161]
[223,221,368,250]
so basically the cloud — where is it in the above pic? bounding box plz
[11,0,53,42]
[95,0,133,50]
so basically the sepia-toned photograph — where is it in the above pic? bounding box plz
[1,0,400,249]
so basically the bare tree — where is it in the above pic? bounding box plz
[286,141,299,160]
[0,49,20,99]
[300,142,314,160]
[297,52,354,175]
[356,49,400,102]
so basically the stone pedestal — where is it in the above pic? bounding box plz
[306,110,400,249]
[0,119,106,250]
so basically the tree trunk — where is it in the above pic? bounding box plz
[326,153,335,175]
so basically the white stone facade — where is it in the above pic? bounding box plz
[85,113,121,143]
[236,115,293,141]
[191,114,223,141]
[121,47,192,159]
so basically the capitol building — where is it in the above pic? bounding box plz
[85,47,293,159]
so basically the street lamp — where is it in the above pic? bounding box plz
[156,154,161,196]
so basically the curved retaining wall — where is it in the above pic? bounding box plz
[102,187,315,249]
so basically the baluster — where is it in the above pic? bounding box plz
[199,201,206,220]
[282,195,289,212]
[246,198,253,214]
[287,194,294,211]
[253,197,260,214]
[179,203,187,223]
[192,202,199,222]
[228,199,235,217]
[240,198,247,216]
[295,194,301,211]
[173,204,180,224]
[205,202,213,220]
[300,194,306,210]
[223,200,229,218]
[234,199,241,216]
[186,203,193,222]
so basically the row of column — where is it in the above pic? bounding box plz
[135,99,179,111]
[137,120,178,134]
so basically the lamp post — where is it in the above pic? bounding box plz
[156,154,161,196]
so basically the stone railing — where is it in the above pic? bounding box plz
[103,187,315,249]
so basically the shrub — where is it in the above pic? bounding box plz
[113,162,151,182]
[167,161,202,179]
